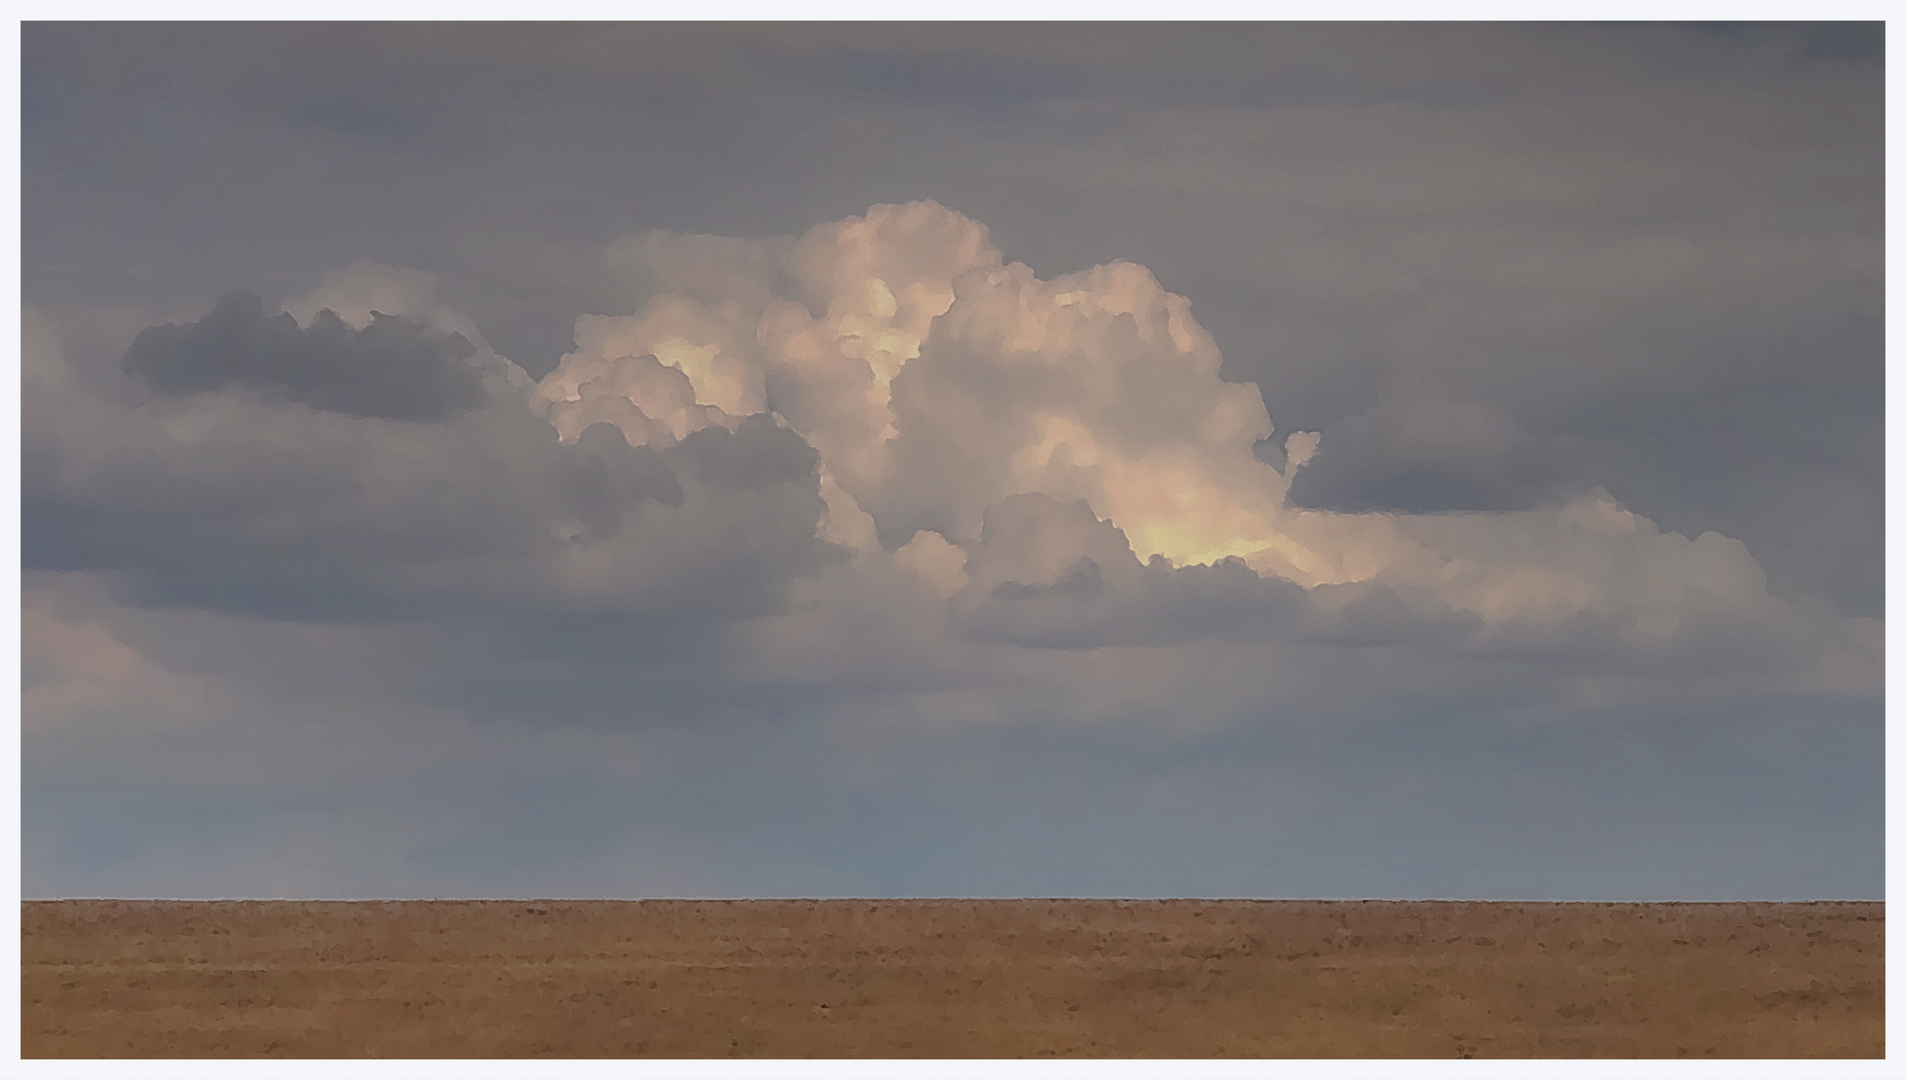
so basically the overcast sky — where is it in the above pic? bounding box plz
[20,22,1885,899]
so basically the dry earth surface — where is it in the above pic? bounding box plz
[22,899,1883,1058]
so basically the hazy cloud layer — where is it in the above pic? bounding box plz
[19,23,1881,900]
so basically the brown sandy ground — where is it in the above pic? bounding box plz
[21,899,1883,1058]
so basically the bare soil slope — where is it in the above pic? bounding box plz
[22,899,1882,1058]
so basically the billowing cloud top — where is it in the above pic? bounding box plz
[514,201,1856,666]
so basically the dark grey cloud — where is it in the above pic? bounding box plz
[1287,393,1596,514]
[123,289,486,420]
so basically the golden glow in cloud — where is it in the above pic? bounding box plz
[528,201,1797,634]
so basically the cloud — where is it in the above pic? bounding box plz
[21,584,213,740]
[123,288,489,421]
[945,493,1308,650]
[22,201,1879,728]
[537,203,1305,577]
[17,24,1881,902]
[1286,391,1594,513]
[24,296,836,626]
[534,202,1864,673]
[22,25,1879,625]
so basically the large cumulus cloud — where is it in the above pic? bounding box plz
[525,201,1873,687]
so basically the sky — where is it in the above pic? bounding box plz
[18,21,1887,900]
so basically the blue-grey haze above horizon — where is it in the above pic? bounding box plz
[20,22,1884,899]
